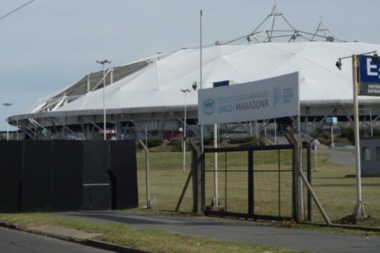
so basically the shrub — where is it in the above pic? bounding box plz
[170,139,182,152]
[341,127,367,144]
[228,136,256,144]
[137,137,164,148]
[169,139,191,152]
[228,136,265,147]
[203,136,224,146]
[373,128,380,136]
[203,136,213,146]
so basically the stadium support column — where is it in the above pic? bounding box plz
[86,74,90,93]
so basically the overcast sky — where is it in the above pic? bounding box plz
[0,0,379,130]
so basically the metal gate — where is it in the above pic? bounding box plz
[203,144,311,221]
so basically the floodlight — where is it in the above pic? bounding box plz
[372,53,379,62]
[335,59,342,70]
[192,82,197,91]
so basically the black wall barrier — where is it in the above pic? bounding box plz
[0,141,23,212]
[83,141,111,210]
[110,141,138,209]
[22,141,54,212]
[0,140,138,213]
[52,141,83,211]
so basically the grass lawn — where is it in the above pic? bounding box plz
[136,147,380,226]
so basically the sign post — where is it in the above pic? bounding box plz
[352,55,365,218]
[336,52,378,219]
[325,117,338,148]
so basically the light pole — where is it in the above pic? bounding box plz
[3,103,12,140]
[96,60,111,140]
[181,89,191,171]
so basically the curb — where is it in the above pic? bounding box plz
[0,221,148,253]
[87,239,147,253]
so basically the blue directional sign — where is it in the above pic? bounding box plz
[359,55,380,83]
[325,117,338,126]
[359,55,380,96]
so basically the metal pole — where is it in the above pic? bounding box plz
[102,65,106,140]
[3,103,12,140]
[16,117,19,140]
[274,118,277,144]
[314,144,318,172]
[370,108,373,137]
[183,92,187,172]
[200,9,204,153]
[181,89,191,171]
[6,105,9,140]
[145,125,150,208]
[96,60,111,140]
[352,54,366,217]
[213,123,218,206]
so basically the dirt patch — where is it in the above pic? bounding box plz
[333,215,377,226]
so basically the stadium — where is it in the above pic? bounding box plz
[7,6,380,140]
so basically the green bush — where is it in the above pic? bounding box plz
[373,128,380,136]
[318,137,331,146]
[341,127,367,144]
[310,131,319,139]
[148,137,164,147]
[137,137,164,148]
[170,139,182,152]
[229,136,256,144]
[228,136,265,147]
[203,136,213,145]
[203,136,224,146]
[169,139,191,152]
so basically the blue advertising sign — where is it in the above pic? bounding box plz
[359,55,380,96]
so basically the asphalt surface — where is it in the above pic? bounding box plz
[64,211,380,253]
[317,147,355,166]
[0,226,114,253]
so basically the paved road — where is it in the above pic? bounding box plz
[64,211,380,253]
[0,227,113,253]
[318,147,355,166]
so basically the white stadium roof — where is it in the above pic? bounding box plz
[31,41,380,117]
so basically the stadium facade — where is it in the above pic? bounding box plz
[8,6,380,140]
